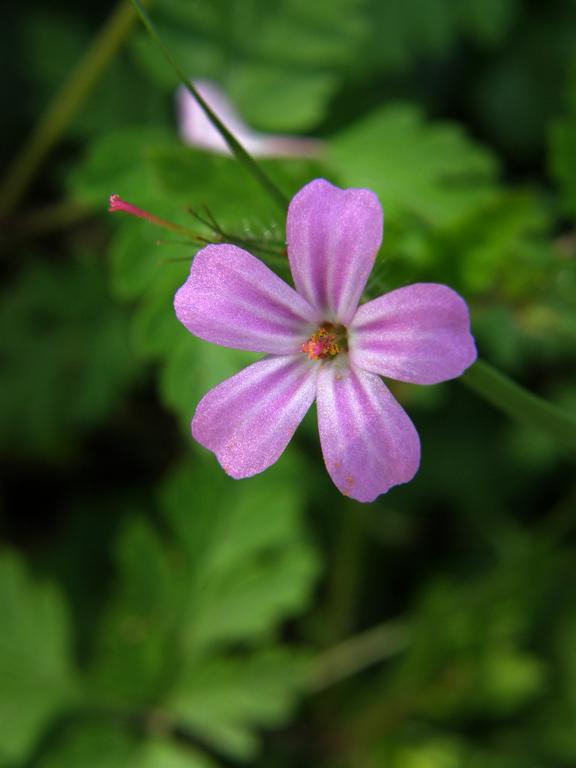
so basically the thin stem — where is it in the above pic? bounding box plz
[129,0,289,212]
[306,620,410,694]
[461,359,576,453]
[322,500,367,645]
[0,1,141,219]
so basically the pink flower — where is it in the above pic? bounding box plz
[174,179,476,502]
[177,80,324,158]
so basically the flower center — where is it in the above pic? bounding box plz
[301,324,347,360]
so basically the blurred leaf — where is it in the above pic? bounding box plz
[68,128,171,209]
[169,650,308,758]
[129,0,366,131]
[34,722,216,768]
[69,129,320,427]
[229,66,334,132]
[473,5,576,160]
[330,105,498,228]
[364,0,518,72]
[131,267,187,361]
[161,458,318,650]
[69,129,317,304]
[107,219,191,302]
[550,55,576,214]
[383,736,463,768]
[476,648,545,716]
[87,519,176,707]
[20,9,170,139]
[452,190,552,297]
[87,456,318,760]
[461,0,519,46]
[159,335,260,425]
[0,551,78,764]
[0,256,139,459]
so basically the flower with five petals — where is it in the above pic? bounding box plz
[174,179,476,502]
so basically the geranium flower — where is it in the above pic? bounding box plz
[174,179,476,502]
[177,80,324,158]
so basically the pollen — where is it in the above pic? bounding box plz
[301,327,340,360]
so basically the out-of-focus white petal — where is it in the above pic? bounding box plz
[176,80,324,158]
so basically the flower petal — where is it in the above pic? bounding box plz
[316,364,420,502]
[177,80,254,155]
[349,283,477,384]
[175,244,319,354]
[192,355,318,478]
[286,179,383,325]
[177,80,324,158]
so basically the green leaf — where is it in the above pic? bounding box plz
[87,519,177,707]
[70,129,319,303]
[20,9,170,140]
[129,0,366,131]
[169,650,308,759]
[362,0,518,72]
[160,457,319,652]
[131,267,188,361]
[460,0,520,46]
[0,257,138,459]
[550,57,576,214]
[108,219,193,302]
[87,456,318,761]
[68,128,172,208]
[159,335,260,425]
[0,551,78,763]
[452,190,552,296]
[329,104,498,228]
[34,723,216,768]
[229,66,334,132]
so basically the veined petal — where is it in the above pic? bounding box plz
[349,283,477,384]
[192,355,318,478]
[286,179,383,325]
[317,365,420,502]
[175,244,319,354]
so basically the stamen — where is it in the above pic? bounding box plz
[301,327,340,360]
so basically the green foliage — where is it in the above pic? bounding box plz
[0,552,78,764]
[85,456,318,761]
[550,55,576,214]
[0,256,138,459]
[5,0,576,766]
[330,105,498,229]
[363,0,519,72]
[130,0,365,131]
[69,128,319,429]
[0,458,317,767]
[34,723,216,768]
[20,9,170,138]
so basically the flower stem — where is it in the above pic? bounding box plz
[0,0,141,219]
[306,619,410,693]
[128,0,289,212]
[322,500,366,645]
[461,359,576,452]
